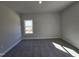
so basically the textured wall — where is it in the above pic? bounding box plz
[21,13,61,39]
[0,6,21,54]
[61,2,79,49]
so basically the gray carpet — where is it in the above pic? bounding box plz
[3,39,73,57]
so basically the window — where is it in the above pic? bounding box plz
[24,20,33,34]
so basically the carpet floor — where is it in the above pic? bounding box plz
[3,39,74,57]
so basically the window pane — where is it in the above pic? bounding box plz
[25,20,32,26]
[25,26,32,33]
[24,20,33,34]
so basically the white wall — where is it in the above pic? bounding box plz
[61,2,79,49]
[21,13,61,39]
[0,6,21,55]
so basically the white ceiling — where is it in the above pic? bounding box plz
[0,1,73,14]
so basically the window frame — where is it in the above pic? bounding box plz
[24,20,33,34]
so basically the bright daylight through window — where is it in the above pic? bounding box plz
[24,20,33,34]
[52,42,79,57]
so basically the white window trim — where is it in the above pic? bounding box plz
[24,20,33,34]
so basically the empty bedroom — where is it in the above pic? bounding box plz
[0,1,79,57]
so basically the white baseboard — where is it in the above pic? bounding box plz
[23,36,61,39]
[0,38,22,57]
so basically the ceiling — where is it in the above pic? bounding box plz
[0,1,73,14]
